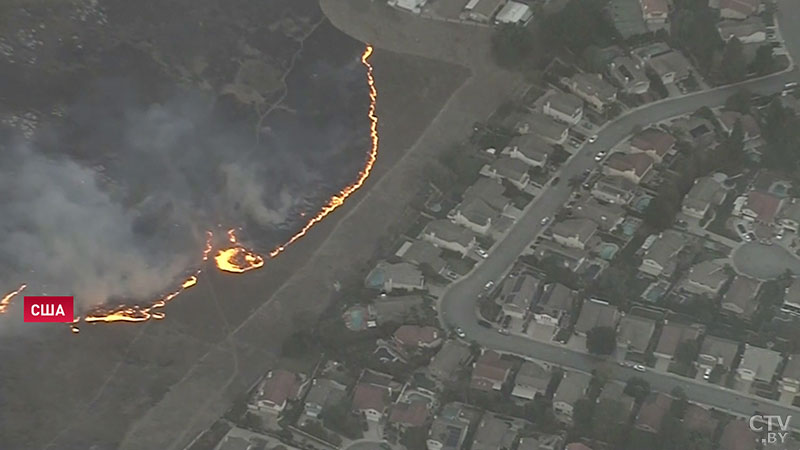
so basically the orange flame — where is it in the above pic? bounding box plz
[214,229,265,273]
[0,284,26,315]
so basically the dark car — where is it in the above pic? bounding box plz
[551,176,561,185]
[478,319,492,328]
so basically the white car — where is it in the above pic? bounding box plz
[594,150,607,161]
[633,364,647,372]
[484,281,495,290]
[497,328,510,335]
[455,327,466,338]
[588,134,598,143]
[540,216,550,226]
[476,248,489,259]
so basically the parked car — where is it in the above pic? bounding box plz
[540,216,550,226]
[703,368,712,380]
[476,248,489,259]
[478,319,492,329]
[484,280,495,290]
[633,364,647,372]
[594,150,607,161]
[497,328,510,335]
[551,176,561,185]
[588,134,598,143]
[455,327,466,338]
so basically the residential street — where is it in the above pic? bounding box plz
[440,2,800,424]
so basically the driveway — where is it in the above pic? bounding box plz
[344,440,391,450]
[733,242,800,279]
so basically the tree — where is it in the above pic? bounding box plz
[670,386,689,418]
[492,24,535,69]
[540,0,618,54]
[644,182,682,231]
[675,339,700,366]
[751,44,776,76]
[670,6,723,73]
[725,89,752,114]
[624,376,650,403]
[573,397,596,431]
[586,326,617,355]
[720,37,747,83]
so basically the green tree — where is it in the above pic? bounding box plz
[725,89,752,114]
[540,0,618,53]
[720,37,747,83]
[586,326,617,355]
[675,339,700,366]
[751,44,776,76]
[624,376,650,403]
[669,386,689,418]
[491,24,535,69]
[573,397,596,431]
[670,7,723,73]
[644,182,682,231]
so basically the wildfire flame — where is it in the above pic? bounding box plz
[0,284,26,315]
[2,44,379,330]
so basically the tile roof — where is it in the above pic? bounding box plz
[605,152,654,177]
[394,325,440,347]
[388,400,429,427]
[745,190,782,222]
[722,275,761,317]
[630,128,675,157]
[719,419,759,450]
[655,322,703,357]
[635,392,672,433]
[352,383,389,412]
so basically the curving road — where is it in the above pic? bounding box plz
[439,2,800,423]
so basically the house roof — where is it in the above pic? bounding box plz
[508,133,551,163]
[635,393,672,433]
[423,219,476,247]
[539,283,575,313]
[779,199,800,223]
[490,156,529,182]
[571,198,626,231]
[518,434,564,450]
[388,400,429,427]
[401,240,446,274]
[570,73,617,102]
[473,413,518,450]
[501,273,541,312]
[495,1,533,24]
[740,344,782,381]
[722,275,761,317]
[786,278,800,307]
[218,436,253,450]
[304,378,346,410]
[782,355,800,381]
[605,152,654,177]
[598,382,636,414]
[575,300,620,334]
[470,0,506,18]
[257,369,301,407]
[352,383,389,412]
[545,92,583,116]
[655,322,703,357]
[687,260,729,290]
[394,325,440,347]
[514,361,552,392]
[592,175,637,201]
[517,113,568,142]
[648,50,692,80]
[745,190,782,222]
[719,419,759,450]
[719,111,761,138]
[552,218,598,243]
[718,17,766,41]
[683,176,726,213]
[640,0,668,15]
[617,314,656,352]
[700,335,740,366]
[456,197,497,227]
[471,350,513,391]
[609,55,648,89]
[718,0,760,17]
[643,230,685,269]
[464,177,510,211]
[429,340,472,380]
[566,444,593,450]
[630,128,675,157]
[366,261,424,290]
[554,371,592,405]
[683,404,719,435]
[428,415,469,449]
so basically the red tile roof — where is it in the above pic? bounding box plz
[719,419,758,450]
[630,128,675,157]
[640,0,668,15]
[635,393,672,433]
[746,191,782,222]
[352,383,389,413]
[683,404,719,434]
[606,152,654,177]
[719,0,760,17]
[470,351,513,391]
[388,401,429,427]
[259,370,301,407]
[394,325,440,347]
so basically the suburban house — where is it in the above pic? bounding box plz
[504,134,550,168]
[719,111,761,143]
[515,113,569,145]
[494,1,534,25]
[543,92,584,125]
[736,344,782,385]
[388,400,429,429]
[471,350,513,392]
[485,156,531,189]
[471,413,522,450]
[711,0,761,20]
[394,325,442,349]
[303,378,347,419]
[390,0,427,13]
[719,419,759,450]
[553,371,592,422]
[653,322,704,370]
[532,283,575,327]
[597,382,636,426]
[608,55,650,94]
[567,73,618,111]
[591,175,637,205]
[603,152,654,184]
[398,240,447,275]
[629,128,675,163]
[422,219,477,256]
[518,434,565,450]
[463,0,507,23]
[429,340,472,382]
[551,218,598,250]
[511,361,552,400]
[682,404,719,436]
[782,278,800,316]
[639,230,685,277]
[639,0,669,31]
[571,198,626,232]
[683,260,729,296]
[426,411,471,450]
[616,314,657,361]
[780,356,800,404]
[779,199,800,233]
[647,50,693,85]
[250,369,305,414]
[533,240,590,271]
[721,275,762,319]
[574,299,620,336]
[450,197,497,235]
[698,335,740,376]
[635,393,672,434]
[464,177,511,214]
[682,176,727,219]
[500,273,542,319]
[718,18,767,43]
[738,190,782,224]
[352,382,391,422]
[365,260,425,293]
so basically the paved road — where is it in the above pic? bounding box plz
[733,242,800,279]
[440,3,800,424]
